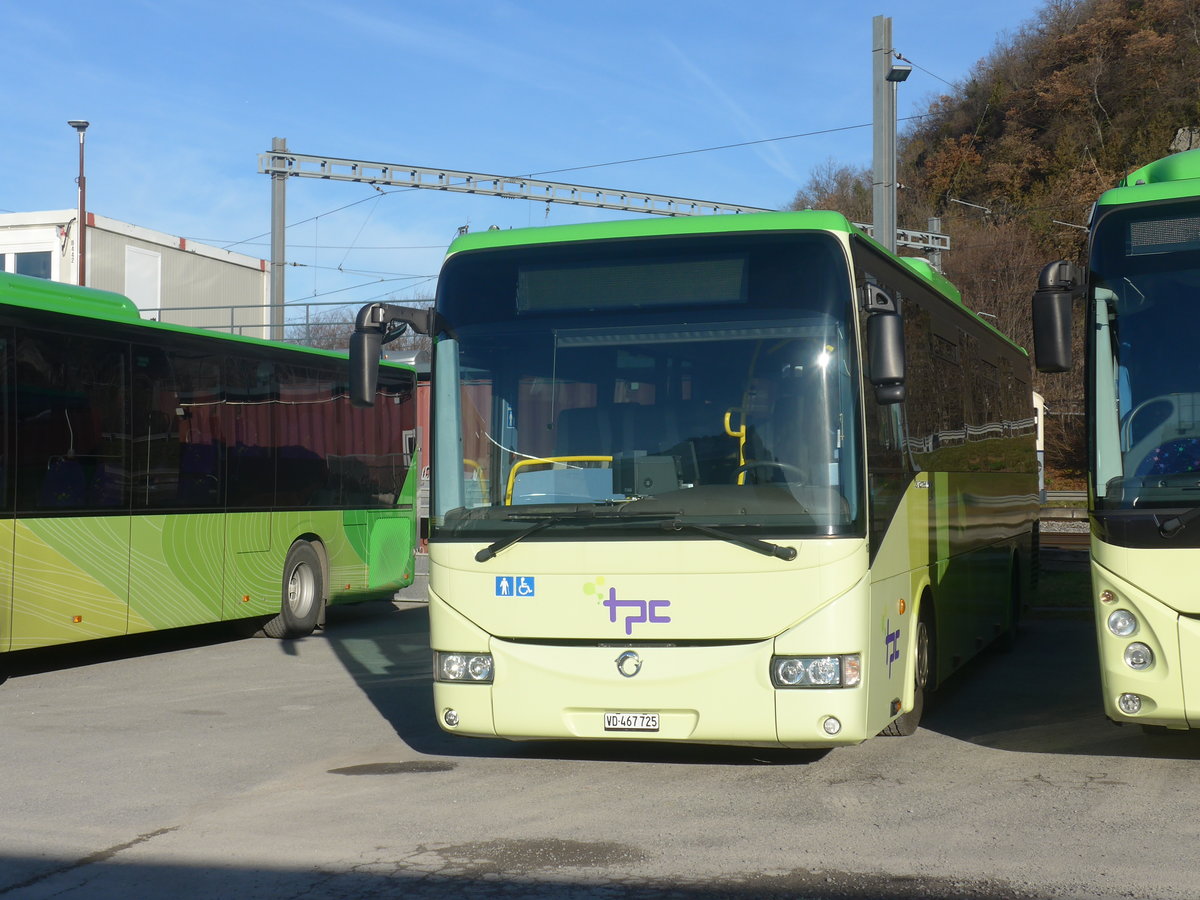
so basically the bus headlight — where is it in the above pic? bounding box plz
[435,651,494,683]
[1118,693,1142,715]
[1124,643,1154,670]
[771,654,861,688]
[1107,609,1138,637]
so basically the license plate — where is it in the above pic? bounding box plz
[603,712,659,732]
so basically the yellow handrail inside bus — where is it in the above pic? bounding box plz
[724,408,747,484]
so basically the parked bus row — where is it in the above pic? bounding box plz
[15,145,1192,748]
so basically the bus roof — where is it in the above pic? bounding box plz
[448,209,967,300]
[0,271,411,369]
[0,271,143,323]
[1099,148,1200,207]
[442,209,1017,343]
[446,209,856,254]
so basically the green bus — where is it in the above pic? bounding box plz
[1033,147,1200,730]
[353,211,1038,748]
[0,272,419,661]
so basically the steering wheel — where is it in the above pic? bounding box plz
[1121,394,1180,451]
[732,461,806,483]
[1122,394,1200,476]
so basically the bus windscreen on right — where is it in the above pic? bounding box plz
[1090,200,1200,522]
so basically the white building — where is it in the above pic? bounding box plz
[0,210,269,338]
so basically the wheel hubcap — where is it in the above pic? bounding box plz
[287,563,316,618]
[914,621,929,690]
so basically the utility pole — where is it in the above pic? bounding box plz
[269,136,290,341]
[927,216,942,271]
[872,16,910,256]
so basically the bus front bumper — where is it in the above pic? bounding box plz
[1092,558,1192,728]
[433,637,871,748]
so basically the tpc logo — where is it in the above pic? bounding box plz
[603,587,671,636]
[883,618,901,678]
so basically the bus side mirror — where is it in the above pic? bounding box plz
[867,312,905,404]
[349,329,382,408]
[1032,260,1081,374]
[349,302,439,408]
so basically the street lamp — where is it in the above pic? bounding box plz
[68,120,89,286]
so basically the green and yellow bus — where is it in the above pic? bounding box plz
[353,211,1038,748]
[1033,147,1200,730]
[0,272,419,662]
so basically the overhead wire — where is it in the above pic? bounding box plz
[515,117,930,180]
[219,115,936,256]
[233,48,1076,305]
[282,275,433,304]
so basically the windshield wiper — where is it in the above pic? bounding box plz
[1159,505,1200,538]
[475,509,797,562]
[475,517,559,562]
[475,508,682,562]
[660,519,798,561]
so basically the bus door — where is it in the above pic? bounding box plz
[221,356,275,618]
[127,347,225,632]
[0,520,11,654]
[0,334,10,653]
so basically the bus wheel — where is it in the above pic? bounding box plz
[263,541,324,639]
[881,605,932,737]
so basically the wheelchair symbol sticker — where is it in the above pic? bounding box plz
[496,576,535,597]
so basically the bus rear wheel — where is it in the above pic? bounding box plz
[881,605,932,737]
[263,541,324,639]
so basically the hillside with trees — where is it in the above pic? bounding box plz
[792,0,1200,485]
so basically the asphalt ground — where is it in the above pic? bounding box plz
[3,566,1200,899]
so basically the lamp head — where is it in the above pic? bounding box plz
[67,120,90,133]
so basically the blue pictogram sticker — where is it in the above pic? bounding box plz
[496,576,535,597]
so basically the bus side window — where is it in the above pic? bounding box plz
[225,357,276,509]
[277,362,336,508]
[15,333,128,513]
[174,351,224,508]
[131,348,180,509]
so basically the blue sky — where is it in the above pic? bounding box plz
[4,0,1048,317]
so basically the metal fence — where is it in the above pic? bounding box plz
[147,299,361,344]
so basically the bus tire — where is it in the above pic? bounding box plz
[263,541,324,639]
[881,601,933,737]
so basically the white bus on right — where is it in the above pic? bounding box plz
[1034,147,1200,731]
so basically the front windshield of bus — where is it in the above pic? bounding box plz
[429,230,863,541]
[1091,200,1200,512]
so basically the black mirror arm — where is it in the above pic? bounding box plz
[354,302,448,344]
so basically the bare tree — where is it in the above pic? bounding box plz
[286,299,435,356]
[285,307,356,350]
[789,160,873,222]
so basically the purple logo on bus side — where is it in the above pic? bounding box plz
[884,619,901,677]
[604,587,671,636]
